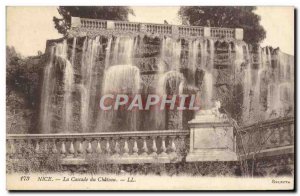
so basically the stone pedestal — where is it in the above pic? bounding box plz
[71,17,81,28]
[203,27,211,37]
[186,104,237,162]
[235,28,244,40]
[107,21,115,30]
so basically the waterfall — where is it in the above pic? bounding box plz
[153,37,183,129]
[159,37,181,72]
[201,39,208,70]
[105,37,112,69]
[71,37,77,67]
[102,65,141,94]
[99,65,141,131]
[188,39,200,71]
[266,50,294,117]
[155,71,184,129]
[40,32,294,133]
[56,40,75,133]
[267,83,281,115]
[187,39,214,109]
[109,37,136,66]
[39,46,55,133]
[40,40,75,133]
[242,44,252,120]
[234,42,244,74]
[63,59,74,132]
[80,36,101,132]
[94,36,139,132]
[209,39,215,70]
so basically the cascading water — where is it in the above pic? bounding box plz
[251,47,264,119]
[242,44,252,120]
[71,37,77,67]
[40,31,294,133]
[188,39,200,72]
[102,65,141,95]
[189,39,214,109]
[57,40,75,133]
[266,50,294,117]
[104,37,112,69]
[108,37,137,66]
[63,60,74,132]
[40,40,75,133]
[159,37,181,72]
[80,36,101,132]
[155,71,184,129]
[40,46,55,134]
[97,36,140,131]
[153,37,184,129]
[99,65,141,131]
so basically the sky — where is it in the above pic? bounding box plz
[6,6,294,56]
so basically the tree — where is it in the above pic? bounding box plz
[178,6,266,44]
[6,46,45,133]
[53,6,135,35]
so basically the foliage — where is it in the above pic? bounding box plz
[6,46,44,134]
[178,6,266,44]
[6,46,44,109]
[53,6,135,35]
[6,142,62,174]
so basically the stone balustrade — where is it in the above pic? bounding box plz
[71,17,243,40]
[79,18,107,29]
[210,27,235,39]
[7,118,294,165]
[238,117,294,158]
[7,130,189,165]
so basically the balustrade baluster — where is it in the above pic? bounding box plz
[151,137,157,156]
[114,139,120,156]
[105,138,111,155]
[96,140,102,154]
[86,140,93,154]
[61,140,66,157]
[132,137,138,156]
[52,139,58,154]
[77,140,84,157]
[69,140,75,157]
[160,136,167,156]
[169,136,177,154]
[123,138,129,156]
[141,137,148,156]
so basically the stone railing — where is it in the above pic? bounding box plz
[7,130,189,165]
[7,117,294,165]
[210,27,235,39]
[80,18,107,29]
[237,117,294,159]
[71,17,243,40]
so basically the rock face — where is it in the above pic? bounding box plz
[39,20,294,134]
